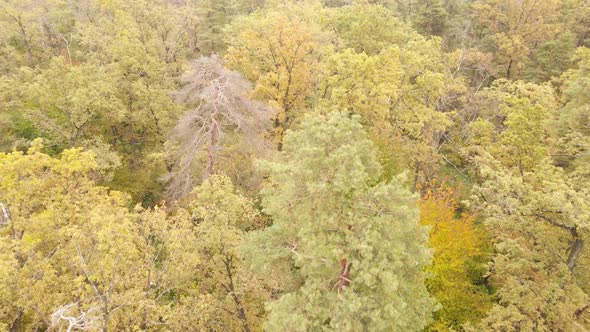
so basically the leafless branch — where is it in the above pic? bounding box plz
[50,302,101,332]
[165,56,273,202]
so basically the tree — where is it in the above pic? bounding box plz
[412,0,448,37]
[524,32,578,82]
[0,0,77,67]
[69,0,198,202]
[468,155,589,330]
[418,183,492,330]
[471,0,562,79]
[317,35,466,182]
[165,56,271,202]
[554,47,590,171]
[193,0,248,55]
[224,5,325,150]
[0,139,141,330]
[175,175,269,331]
[16,57,121,147]
[560,0,590,48]
[0,140,202,331]
[463,79,557,173]
[244,112,436,331]
[463,78,590,330]
[322,3,413,55]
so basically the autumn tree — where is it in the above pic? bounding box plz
[194,0,249,55]
[0,140,141,330]
[317,26,466,182]
[463,79,590,329]
[0,140,202,330]
[0,0,77,67]
[411,0,448,37]
[322,3,413,55]
[554,47,590,171]
[468,155,589,330]
[419,183,492,330]
[15,57,121,147]
[524,32,578,82]
[471,0,563,79]
[174,175,269,331]
[224,4,326,150]
[461,79,557,173]
[244,112,436,331]
[560,0,590,48]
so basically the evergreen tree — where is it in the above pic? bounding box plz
[244,112,436,331]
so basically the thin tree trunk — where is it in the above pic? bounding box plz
[566,228,584,272]
[506,58,513,79]
[222,256,250,332]
[9,307,23,332]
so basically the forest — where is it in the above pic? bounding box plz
[0,0,589,331]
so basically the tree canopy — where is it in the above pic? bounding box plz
[1,0,589,331]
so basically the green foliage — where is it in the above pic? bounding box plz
[468,156,589,331]
[554,47,590,171]
[18,57,121,146]
[524,32,578,82]
[317,33,465,181]
[1,0,589,330]
[471,0,563,79]
[179,175,269,331]
[245,112,436,331]
[322,3,412,55]
[412,0,448,37]
[465,79,556,172]
[463,76,590,330]
[0,140,141,330]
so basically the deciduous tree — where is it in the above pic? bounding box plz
[419,183,492,330]
[224,5,325,150]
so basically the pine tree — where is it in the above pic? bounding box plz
[243,112,436,331]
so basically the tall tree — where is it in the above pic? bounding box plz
[0,140,142,330]
[165,56,271,202]
[244,112,436,331]
[224,4,325,150]
[322,3,413,55]
[471,0,562,79]
[17,57,121,147]
[0,140,202,331]
[469,156,589,330]
[554,47,590,171]
[412,0,448,37]
[463,79,590,329]
[317,34,466,182]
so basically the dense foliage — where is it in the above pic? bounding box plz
[0,0,588,331]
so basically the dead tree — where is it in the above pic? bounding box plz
[164,56,272,202]
[0,202,10,225]
[50,303,100,332]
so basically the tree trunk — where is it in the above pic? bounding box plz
[506,58,513,79]
[9,308,23,332]
[566,229,584,272]
[222,256,250,332]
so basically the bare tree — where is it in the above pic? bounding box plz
[164,56,272,202]
[50,303,100,332]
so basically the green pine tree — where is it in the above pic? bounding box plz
[243,111,436,331]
